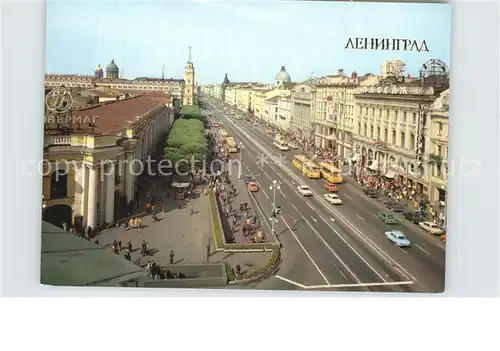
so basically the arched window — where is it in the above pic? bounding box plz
[384,128,388,142]
[50,169,68,200]
[364,124,367,136]
[392,130,396,144]
[358,123,361,134]
[370,126,374,138]
[377,127,381,140]
[400,132,405,148]
[410,134,415,148]
[410,163,415,173]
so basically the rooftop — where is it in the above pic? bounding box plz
[72,91,171,134]
[41,221,146,287]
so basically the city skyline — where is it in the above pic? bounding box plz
[46,0,450,84]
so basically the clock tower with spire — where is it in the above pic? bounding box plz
[183,47,195,106]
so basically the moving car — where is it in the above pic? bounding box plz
[403,211,425,224]
[288,142,299,149]
[297,185,313,196]
[385,230,411,248]
[363,188,379,198]
[324,193,343,205]
[247,181,259,192]
[384,199,404,212]
[244,175,255,184]
[324,182,338,192]
[376,212,399,224]
[418,221,444,235]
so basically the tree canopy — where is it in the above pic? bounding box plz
[164,118,207,171]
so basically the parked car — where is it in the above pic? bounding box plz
[384,200,404,212]
[247,181,259,192]
[324,193,343,205]
[324,182,338,193]
[297,185,313,196]
[419,221,444,235]
[385,230,411,248]
[403,211,425,224]
[363,188,379,198]
[376,212,399,224]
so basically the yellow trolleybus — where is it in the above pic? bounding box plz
[319,161,344,183]
[292,155,321,179]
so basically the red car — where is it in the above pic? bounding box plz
[248,181,259,192]
[325,182,338,192]
[214,123,220,128]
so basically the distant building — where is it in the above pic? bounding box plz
[183,47,196,106]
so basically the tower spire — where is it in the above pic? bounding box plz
[188,46,192,63]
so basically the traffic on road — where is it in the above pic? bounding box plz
[203,96,446,293]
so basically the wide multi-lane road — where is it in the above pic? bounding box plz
[205,98,445,293]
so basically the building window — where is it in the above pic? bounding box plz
[437,122,443,135]
[410,134,415,148]
[377,127,381,140]
[364,124,367,136]
[437,145,442,157]
[392,130,396,144]
[370,126,374,139]
[400,132,405,148]
[358,123,361,134]
[384,128,388,142]
[402,111,406,122]
[50,169,68,200]
[413,112,417,124]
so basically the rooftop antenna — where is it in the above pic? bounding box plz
[188,46,192,63]
[162,64,165,80]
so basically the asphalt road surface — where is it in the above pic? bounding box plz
[204,98,445,293]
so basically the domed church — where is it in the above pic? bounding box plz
[94,64,103,79]
[106,59,119,79]
[275,66,291,87]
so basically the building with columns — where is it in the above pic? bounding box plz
[42,92,174,230]
[277,95,292,131]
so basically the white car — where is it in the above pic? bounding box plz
[288,142,299,149]
[297,185,313,196]
[324,193,343,205]
[418,221,444,235]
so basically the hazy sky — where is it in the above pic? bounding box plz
[46,0,451,84]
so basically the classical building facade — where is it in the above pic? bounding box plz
[42,92,174,230]
[45,59,185,101]
[290,82,316,137]
[427,89,449,219]
[277,96,292,131]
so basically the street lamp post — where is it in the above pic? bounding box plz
[269,180,281,234]
[238,142,244,179]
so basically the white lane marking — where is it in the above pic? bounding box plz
[279,189,287,199]
[344,194,352,199]
[438,244,445,249]
[306,202,315,211]
[415,244,430,255]
[263,171,271,179]
[275,275,307,289]
[274,276,414,289]
[226,113,417,282]
[399,247,408,255]
[262,190,270,200]
[330,217,336,222]
[311,216,317,222]
[244,164,250,172]
[256,181,261,187]
[281,218,330,285]
[356,214,365,221]
[302,216,362,284]
[290,216,297,223]
[319,216,387,282]
[338,269,348,280]
[291,203,299,212]
[291,180,296,185]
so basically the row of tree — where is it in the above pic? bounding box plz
[164,112,207,171]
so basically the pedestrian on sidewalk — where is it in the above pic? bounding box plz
[169,249,175,264]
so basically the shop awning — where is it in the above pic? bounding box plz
[368,160,380,171]
[384,171,396,179]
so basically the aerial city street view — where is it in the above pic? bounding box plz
[41,1,450,292]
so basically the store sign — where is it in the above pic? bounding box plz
[355,85,409,95]
[415,104,426,163]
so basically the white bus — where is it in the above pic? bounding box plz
[273,138,289,151]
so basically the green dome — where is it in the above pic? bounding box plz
[106,59,119,73]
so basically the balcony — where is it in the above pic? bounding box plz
[44,135,72,147]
